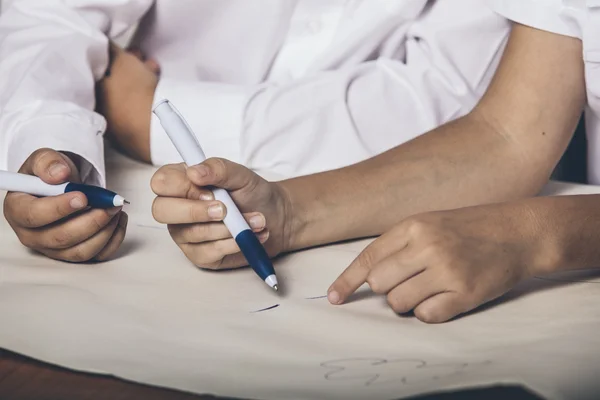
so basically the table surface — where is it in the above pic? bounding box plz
[1,147,598,400]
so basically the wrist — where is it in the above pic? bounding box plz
[518,200,566,277]
[277,180,306,252]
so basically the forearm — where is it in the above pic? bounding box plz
[97,43,153,164]
[148,7,508,176]
[282,24,586,251]
[282,111,550,251]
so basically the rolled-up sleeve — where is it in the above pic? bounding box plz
[488,0,582,38]
[0,0,153,186]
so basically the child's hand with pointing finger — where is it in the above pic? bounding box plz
[326,202,549,323]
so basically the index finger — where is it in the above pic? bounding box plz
[4,191,88,228]
[327,230,408,305]
[151,163,213,200]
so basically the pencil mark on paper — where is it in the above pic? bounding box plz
[136,223,168,231]
[249,295,327,313]
[250,304,280,313]
[321,358,491,387]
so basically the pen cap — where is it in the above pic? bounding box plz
[153,100,207,166]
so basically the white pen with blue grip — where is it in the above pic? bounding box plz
[0,170,128,208]
[152,99,279,292]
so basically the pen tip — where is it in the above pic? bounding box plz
[124,200,130,205]
[273,285,279,292]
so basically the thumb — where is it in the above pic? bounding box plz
[19,148,78,185]
[186,158,261,192]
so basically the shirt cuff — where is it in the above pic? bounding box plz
[5,116,107,187]
[488,0,580,38]
[150,77,261,166]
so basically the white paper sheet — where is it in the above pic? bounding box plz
[1,150,600,400]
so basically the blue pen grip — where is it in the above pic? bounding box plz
[65,183,117,209]
[235,229,275,280]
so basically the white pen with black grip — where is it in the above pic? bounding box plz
[0,170,128,208]
[152,99,279,292]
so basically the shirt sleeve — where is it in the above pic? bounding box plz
[0,0,153,187]
[488,0,582,39]
[150,2,511,178]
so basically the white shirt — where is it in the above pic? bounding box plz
[0,0,510,186]
[489,0,600,184]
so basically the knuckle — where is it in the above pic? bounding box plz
[455,278,476,296]
[31,147,52,157]
[54,198,69,218]
[212,239,233,256]
[422,239,453,262]
[366,274,385,294]
[150,170,168,194]
[189,223,209,242]
[195,247,222,269]
[16,231,36,249]
[206,158,227,183]
[50,230,74,249]
[170,223,202,243]
[30,148,52,162]
[66,247,93,263]
[405,217,432,237]
[182,245,205,267]
[24,206,37,228]
[185,183,203,201]
[201,260,223,270]
[89,211,110,232]
[188,204,206,222]
[356,249,376,270]
[31,148,55,172]
[386,293,409,314]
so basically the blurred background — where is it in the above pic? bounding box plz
[0,0,587,183]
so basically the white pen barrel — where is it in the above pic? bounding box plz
[213,188,251,237]
[0,171,67,197]
[153,100,207,165]
[153,100,251,237]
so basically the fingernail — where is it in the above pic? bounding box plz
[107,207,121,217]
[199,193,214,201]
[208,204,224,219]
[70,197,85,209]
[249,214,266,230]
[328,290,341,305]
[258,230,270,242]
[118,213,128,227]
[192,165,209,178]
[48,162,68,178]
